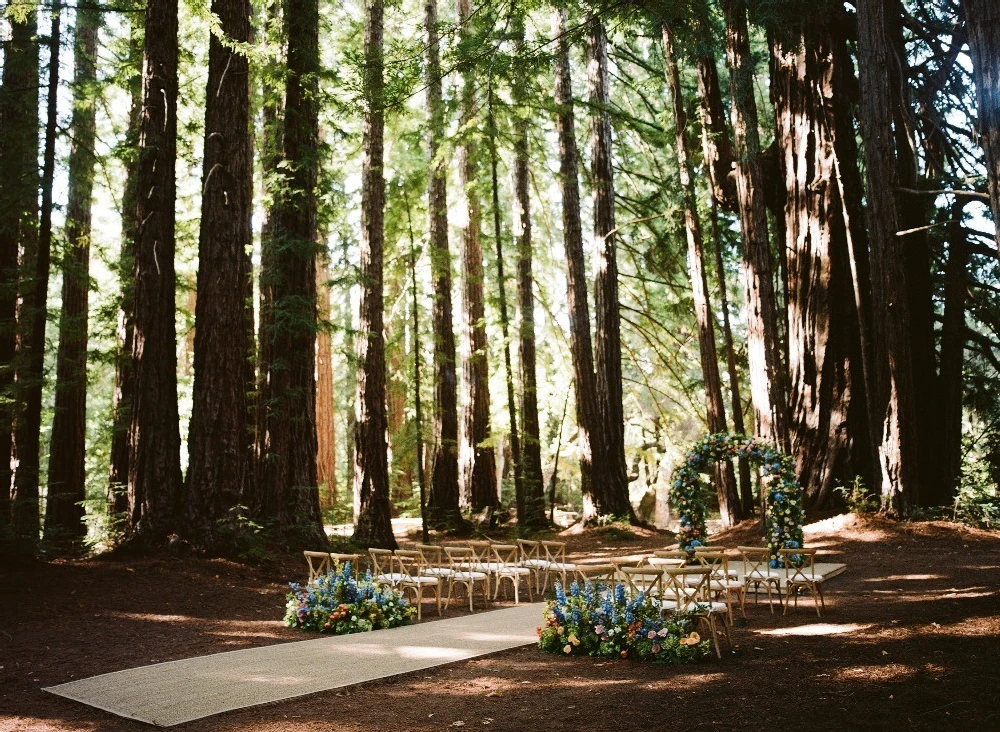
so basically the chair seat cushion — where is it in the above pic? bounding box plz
[375,573,406,583]
[404,576,440,586]
[451,571,487,581]
[420,567,453,577]
[548,562,578,571]
[520,559,549,569]
[498,566,531,576]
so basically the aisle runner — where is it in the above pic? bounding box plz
[45,602,544,727]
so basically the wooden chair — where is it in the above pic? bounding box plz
[329,552,361,578]
[490,544,533,603]
[395,551,441,620]
[619,566,664,601]
[608,555,645,571]
[304,550,331,581]
[648,550,687,568]
[369,548,404,589]
[572,564,617,589]
[415,544,454,581]
[738,546,782,613]
[443,546,490,611]
[694,551,745,621]
[664,566,729,658]
[516,539,548,593]
[779,548,826,617]
[540,541,578,593]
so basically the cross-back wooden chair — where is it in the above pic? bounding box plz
[664,566,729,658]
[738,546,782,613]
[572,564,617,590]
[329,552,361,578]
[415,544,453,580]
[694,551,745,620]
[394,551,441,620]
[443,546,490,612]
[779,548,826,617]
[648,550,688,568]
[608,555,645,571]
[516,539,548,593]
[540,541,577,593]
[619,566,664,601]
[304,551,331,581]
[490,544,533,603]
[369,548,403,589]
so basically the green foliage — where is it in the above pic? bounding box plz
[213,507,274,563]
[538,581,711,664]
[284,565,415,634]
[833,476,879,515]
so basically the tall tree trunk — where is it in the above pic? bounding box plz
[663,25,742,528]
[723,0,789,452]
[423,0,462,530]
[253,0,326,547]
[553,8,605,517]
[588,16,634,521]
[108,22,143,519]
[125,0,184,548]
[45,4,101,550]
[183,0,254,548]
[939,200,967,505]
[963,0,1000,255]
[352,0,396,549]
[770,5,874,508]
[315,254,336,507]
[695,54,737,212]
[13,0,63,550]
[857,0,919,515]
[457,0,497,515]
[512,11,545,528]
[0,10,39,547]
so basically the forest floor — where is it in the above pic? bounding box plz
[2,514,999,731]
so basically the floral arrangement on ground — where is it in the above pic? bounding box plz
[672,432,805,565]
[537,581,711,663]
[285,563,415,634]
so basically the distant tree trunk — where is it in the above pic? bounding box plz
[125,0,184,548]
[695,54,737,212]
[663,25,741,528]
[487,88,522,524]
[12,0,63,550]
[45,4,101,550]
[770,5,875,508]
[939,200,967,504]
[315,255,336,507]
[963,0,1000,255]
[553,7,606,515]
[723,0,789,452]
[423,0,462,530]
[0,11,39,545]
[857,0,919,515]
[253,0,326,547]
[352,0,396,549]
[512,11,545,528]
[588,16,634,521]
[183,0,254,548]
[457,0,497,515]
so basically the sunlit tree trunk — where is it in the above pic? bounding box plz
[353,0,396,549]
[183,0,254,547]
[315,255,336,507]
[45,4,101,549]
[663,24,742,527]
[695,53,736,212]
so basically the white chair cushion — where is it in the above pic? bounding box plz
[520,559,549,569]
[452,570,487,581]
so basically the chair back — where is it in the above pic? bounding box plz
[738,546,773,578]
[443,545,475,570]
[492,543,519,567]
[573,564,617,587]
[608,555,644,570]
[329,552,361,577]
[516,539,542,566]
[779,547,817,582]
[541,540,567,565]
[664,566,711,613]
[368,548,394,576]
[415,543,444,566]
[692,545,726,554]
[394,551,424,581]
[619,566,664,598]
[648,550,687,568]
[695,551,730,581]
[304,551,331,581]
[467,540,493,567]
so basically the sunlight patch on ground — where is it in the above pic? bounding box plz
[757,623,871,637]
[863,574,943,581]
[835,663,916,682]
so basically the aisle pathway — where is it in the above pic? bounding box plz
[45,603,544,727]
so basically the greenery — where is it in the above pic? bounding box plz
[284,564,415,634]
[537,581,712,664]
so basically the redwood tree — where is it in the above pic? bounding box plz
[45,4,101,549]
[183,0,254,547]
[352,0,396,549]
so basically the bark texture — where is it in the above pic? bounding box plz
[352,0,396,549]
[964,0,1000,255]
[315,256,336,506]
[695,53,737,212]
[184,0,254,547]
[45,5,101,549]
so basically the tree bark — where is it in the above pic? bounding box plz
[553,7,606,517]
[695,54,737,212]
[963,0,1000,255]
[45,4,101,550]
[0,10,39,546]
[663,24,742,528]
[457,0,497,515]
[315,255,336,507]
[588,15,634,521]
[723,0,789,452]
[254,0,326,547]
[939,200,968,504]
[423,0,462,530]
[183,0,254,548]
[857,0,920,515]
[352,0,396,550]
[125,0,184,548]
[512,11,545,528]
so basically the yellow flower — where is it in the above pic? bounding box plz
[688,631,700,642]
[563,644,573,654]
[568,633,580,646]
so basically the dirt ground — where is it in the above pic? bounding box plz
[2,515,999,731]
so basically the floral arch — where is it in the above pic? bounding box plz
[670,432,805,566]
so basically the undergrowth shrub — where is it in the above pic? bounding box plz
[537,581,711,664]
[285,564,415,634]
